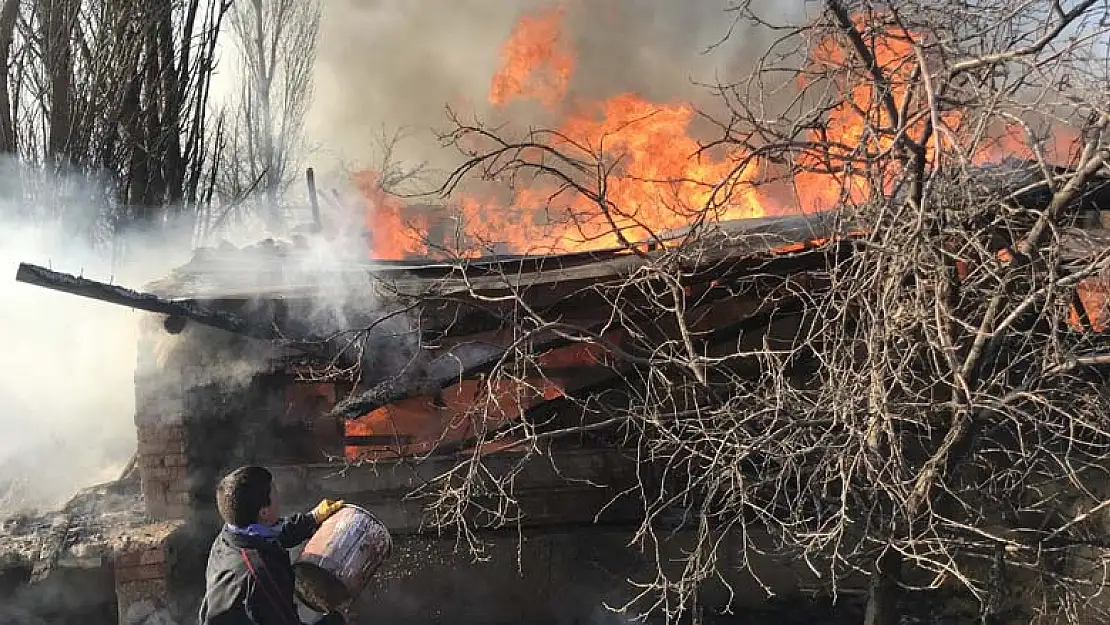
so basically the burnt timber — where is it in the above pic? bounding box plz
[13,190,1110,459]
[14,263,275,340]
[147,212,852,453]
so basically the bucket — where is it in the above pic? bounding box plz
[292,505,393,613]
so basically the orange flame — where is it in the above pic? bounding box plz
[359,7,1084,260]
[794,15,965,207]
[345,8,1100,457]
[354,171,428,260]
[458,94,770,255]
[971,122,1082,166]
[1070,280,1110,332]
[489,6,574,107]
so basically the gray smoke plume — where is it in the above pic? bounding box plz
[306,0,798,174]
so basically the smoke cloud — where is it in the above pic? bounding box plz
[306,0,801,175]
[0,166,195,518]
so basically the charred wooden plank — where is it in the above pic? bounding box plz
[343,434,415,446]
[330,327,605,420]
[412,243,845,339]
[15,262,278,339]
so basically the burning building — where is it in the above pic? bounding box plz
[0,208,856,625]
[6,4,1110,625]
[4,168,1110,624]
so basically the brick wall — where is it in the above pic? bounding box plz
[114,541,177,625]
[134,314,194,522]
[135,423,191,520]
[132,313,342,522]
[114,542,169,585]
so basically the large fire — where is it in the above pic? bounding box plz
[361,6,1081,260]
[363,5,777,259]
[347,6,1095,460]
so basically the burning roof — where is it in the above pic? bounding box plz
[141,211,843,301]
[356,5,1086,263]
[16,159,1110,460]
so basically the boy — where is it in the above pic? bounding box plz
[198,465,347,624]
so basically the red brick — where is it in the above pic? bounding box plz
[143,486,168,507]
[139,549,166,566]
[164,503,190,520]
[115,552,142,567]
[115,578,169,602]
[134,409,186,428]
[137,438,165,455]
[146,440,186,457]
[136,424,177,439]
[167,491,191,506]
[144,466,185,482]
[140,466,164,482]
[115,547,165,569]
[146,501,170,520]
[138,425,185,442]
[115,564,166,583]
[137,456,187,473]
[167,480,190,493]
[138,453,162,468]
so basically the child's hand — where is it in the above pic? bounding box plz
[311,499,345,524]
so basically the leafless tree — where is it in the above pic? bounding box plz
[334,1,1110,623]
[0,0,231,245]
[218,0,321,233]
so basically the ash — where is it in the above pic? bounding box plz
[0,472,176,578]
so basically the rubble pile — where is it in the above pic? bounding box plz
[0,474,178,579]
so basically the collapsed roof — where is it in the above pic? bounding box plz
[13,159,1110,460]
[140,210,844,301]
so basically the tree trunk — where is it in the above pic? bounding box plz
[155,0,184,207]
[0,0,21,154]
[37,0,78,167]
[863,550,901,625]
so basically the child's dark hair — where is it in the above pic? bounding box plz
[215,466,273,526]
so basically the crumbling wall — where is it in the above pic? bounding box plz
[133,309,310,522]
[133,314,189,521]
[114,540,173,625]
[127,306,358,625]
[128,311,292,625]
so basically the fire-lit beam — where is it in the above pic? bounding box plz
[329,326,614,420]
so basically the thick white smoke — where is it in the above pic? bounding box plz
[0,215,193,517]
